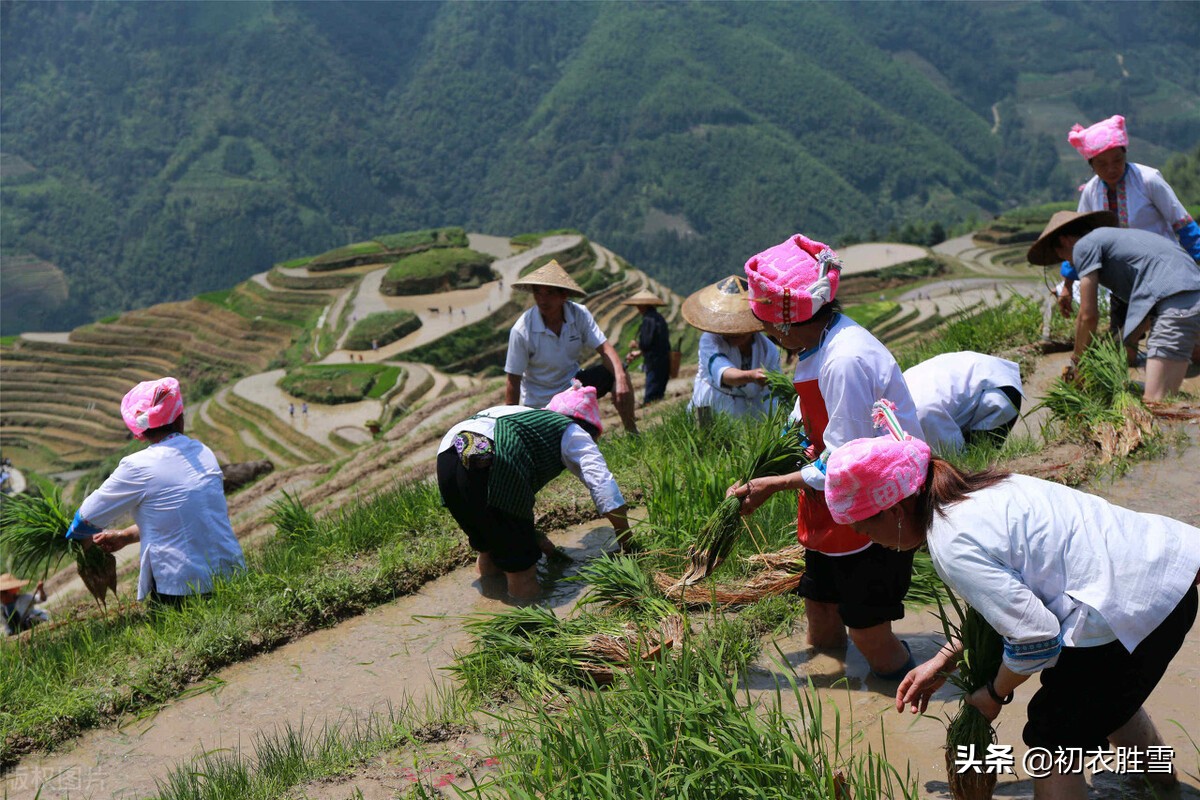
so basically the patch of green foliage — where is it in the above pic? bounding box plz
[380,247,495,295]
[343,310,421,351]
[0,481,469,767]
[375,226,467,251]
[403,301,521,372]
[844,301,901,330]
[279,363,402,405]
[895,295,1046,370]
[510,229,584,247]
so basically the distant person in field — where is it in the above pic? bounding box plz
[902,351,1024,454]
[64,378,245,606]
[726,234,924,681]
[1029,210,1200,402]
[504,259,638,434]
[622,290,672,404]
[437,383,631,599]
[1,573,50,635]
[1056,115,1200,363]
[682,276,780,423]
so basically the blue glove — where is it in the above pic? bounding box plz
[1060,260,1079,281]
[65,510,101,541]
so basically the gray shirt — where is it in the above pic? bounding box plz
[1072,228,1200,340]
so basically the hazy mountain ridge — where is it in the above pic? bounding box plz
[2,1,1197,334]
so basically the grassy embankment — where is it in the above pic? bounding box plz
[279,363,403,405]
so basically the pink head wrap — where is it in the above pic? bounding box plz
[546,381,603,436]
[744,234,842,327]
[1067,115,1128,160]
[825,400,931,525]
[121,377,185,440]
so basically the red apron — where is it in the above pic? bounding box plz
[795,378,872,554]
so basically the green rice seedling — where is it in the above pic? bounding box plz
[444,642,918,799]
[678,415,807,585]
[1036,337,1158,460]
[936,589,1004,800]
[0,486,117,609]
[905,550,947,607]
[573,556,677,620]
[268,490,319,541]
[764,368,798,406]
[0,486,74,579]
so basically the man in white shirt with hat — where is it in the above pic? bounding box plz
[504,259,638,434]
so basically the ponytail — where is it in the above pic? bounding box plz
[914,457,1010,532]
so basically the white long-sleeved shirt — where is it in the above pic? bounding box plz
[928,474,1200,675]
[77,434,245,600]
[438,406,625,515]
[903,352,1023,453]
[688,332,779,418]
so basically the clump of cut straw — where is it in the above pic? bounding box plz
[937,590,1003,800]
[676,423,807,586]
[654,569,803,608]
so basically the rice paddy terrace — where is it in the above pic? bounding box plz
[0,228,687,526]
[14,217,1191,798]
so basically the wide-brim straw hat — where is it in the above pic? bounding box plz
[622,290,665,307]
[681,276,762,335]
[511,259,587,298]
[1027,209,1118,266]
[0,573,29,592]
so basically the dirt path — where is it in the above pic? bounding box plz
[4,522,621,799]
[231,369,379,451]
[838,242,928,274]
[324,235,582,362]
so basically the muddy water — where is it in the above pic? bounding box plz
[4,522,619,799]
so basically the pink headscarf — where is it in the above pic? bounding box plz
[546,381,603,436]
[1068,115,1128,160]
[121,377,185,440]
[744,234,842,327]
[825,400,931,525]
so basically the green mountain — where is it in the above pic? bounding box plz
[2,1,1197,334]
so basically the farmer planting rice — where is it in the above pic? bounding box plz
[682,276,781,423]
[64,377,245,606]
[824,400,1200,800]
[726,234,923,680]
[1028,210,1200,401]
[621,290,672,404]
[1056,115,1200,366]
[437,382,631,599]
[1,573,50,634]
[902,351,1024,454]
[505,259,638,434]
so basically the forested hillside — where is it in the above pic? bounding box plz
[2,1,1197,334]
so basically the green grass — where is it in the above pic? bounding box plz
[278,363,401,405]
[0,482,470,768]
[510,228,584,247]
[276,256,314,269]
[844,300,901,330]
[379,247,495,295]
[375,226,468,251]
[343,310,421,351]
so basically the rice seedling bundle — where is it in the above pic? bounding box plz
[1037,337,1159,460]
[938,591,1004,800]
[0,486,118,610]
[450,606,687,695]
[677,422,807,586]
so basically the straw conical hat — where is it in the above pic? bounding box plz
[0,573,28,592]
[681,276,762,335]
[1027,210,1117,266]
[622,290,665,307]
[511,259,587,298]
